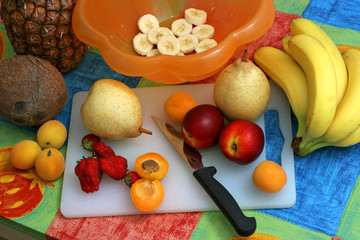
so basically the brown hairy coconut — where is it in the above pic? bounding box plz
[0,0,87,72]
[0,55,67,126]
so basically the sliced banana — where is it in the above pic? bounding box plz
[171,18,193,37]
[133,33,154,56]
[195,39,217,53]
[184,8,207,25]
[192,24,215,41]
[157,35,181,56]
[134,10,215,56]
[146,49,161,57]
[178,33,198,54]
[137,14,160,34]
[148,27,174,44]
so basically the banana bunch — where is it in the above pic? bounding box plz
[254,18,360,157]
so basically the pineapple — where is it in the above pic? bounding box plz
[0,0,87,72]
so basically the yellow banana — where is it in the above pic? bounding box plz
[334,125,360,147]
[290,18,348,106]
[288,34,337,150]
[299,49,360,155]
[281,35,292,55]
[254,46,308,138]
[323,49,360,142]
[300,124,360,157]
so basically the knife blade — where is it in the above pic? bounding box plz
[151,116,256,237]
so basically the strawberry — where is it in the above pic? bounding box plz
[100,155,128,180]
[81,134,101,151]
[93,142,115,159]
[124,171,141,187]
[75,157,103,193]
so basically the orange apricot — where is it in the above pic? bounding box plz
[35,148,65,181]
[252,160,287,193]
[37,120,67,149]
[135,152,169,180]
[164,91,197,123]
[10,140,42,169]
[130,179,165,211]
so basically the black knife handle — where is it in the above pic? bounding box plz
[193,166,256,237]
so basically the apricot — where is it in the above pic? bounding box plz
[252,160,287,193]
[10,140,42,169]
[37,120,67,149]
[130,179,165,211]
[35,148,65,181]
[135,152,169,180]
[164,92,197,123]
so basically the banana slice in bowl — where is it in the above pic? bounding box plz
[192,24,215,41]
[185,8,207,25]
[171,18,193,37]
[146,49,161,57]
[133,33,154,55]
[195,39,218,53]
[137,14,160,34]
[148,27,174,44]
[178,34,199,54]
[157,35,181,56]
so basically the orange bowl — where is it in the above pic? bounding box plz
[72,0,275,84]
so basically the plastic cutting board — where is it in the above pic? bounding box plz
[60,82,296,218]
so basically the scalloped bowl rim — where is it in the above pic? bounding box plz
[72,0,275,83]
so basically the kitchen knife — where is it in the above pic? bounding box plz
[151,116,256,237]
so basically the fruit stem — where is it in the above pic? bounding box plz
[291,137,301,156]
[299,141,330,157]
[242,49,249,62]
[140,127,152,135]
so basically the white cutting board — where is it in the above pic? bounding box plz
[60,82,296,218]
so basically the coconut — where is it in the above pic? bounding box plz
[0,55,67,126]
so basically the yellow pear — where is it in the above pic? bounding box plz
[81,79,151,140]
[213,50,270,121]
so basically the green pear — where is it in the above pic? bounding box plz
[81,79,151,140]
[213,50,270,121]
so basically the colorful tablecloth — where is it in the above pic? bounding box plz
[1,0,360,239]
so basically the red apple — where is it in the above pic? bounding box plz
[181,104,225,149]
[219,120,264,164]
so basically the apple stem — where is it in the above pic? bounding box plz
[242,49,249,62]
[140,127,152,135]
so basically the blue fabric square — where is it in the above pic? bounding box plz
[260,111,360,236]
[303,0,360,32]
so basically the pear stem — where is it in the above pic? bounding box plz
[242,49,249,62]
[140,127,152,135]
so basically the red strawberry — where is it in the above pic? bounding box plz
[81,134,101,151]
[75,157,103,193]
[100,155,128,180]
[124,171,141,187]
[93,142,115,159]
